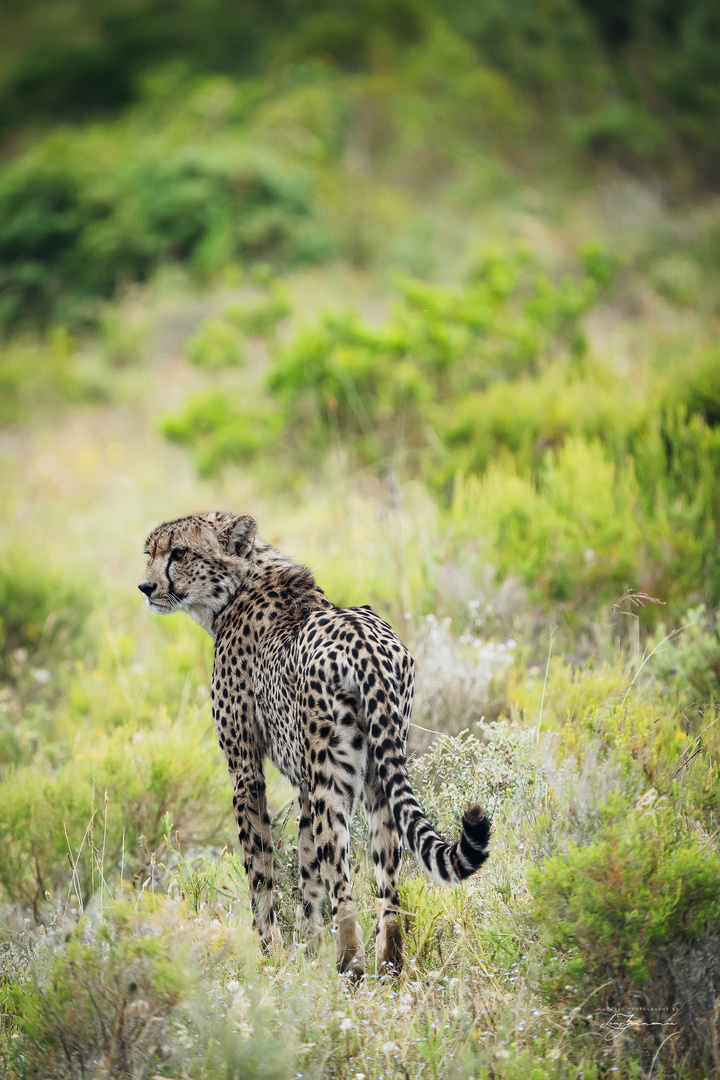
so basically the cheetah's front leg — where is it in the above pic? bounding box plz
[231,771,282,952]
[213,675,281,954]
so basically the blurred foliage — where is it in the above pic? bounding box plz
[225,281,292,338]
[164,249,607,471]
[0,545,93,679]
[0,328,108,423]
[450,420,720,611]
[161,393,283,478]
[645,604,720,711]
[0,112,330,328]
[186,318,246,370]
[1,0,719,327]
[1,0,718,181]
[161,250,720,613]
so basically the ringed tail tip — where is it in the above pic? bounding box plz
[455,804,491,879]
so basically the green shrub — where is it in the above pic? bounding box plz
[661,347,720,426]
[0,122,328,327]
[450,439,645,606]
[7,913,185,1080]
[0,720,228,910]
[645,604,720,709]
[531,803,720,1065]
[536,806,720,964]
[435,359,647,482]
[0,549,92,679]
[632,407,720,604]
[163,250,610,475]
[225,281,292,338]
[160,390,282,477]
[186,318,245,368]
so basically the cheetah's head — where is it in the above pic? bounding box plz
[139,512,258,633]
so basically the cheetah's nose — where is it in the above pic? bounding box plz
[138,582,156,596]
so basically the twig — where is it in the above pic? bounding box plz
[648,1030,680,1079]
[619,621,697,714]
[63,815,97,921]
[535,629,556,746]
[409,721,445,736]
[668,716,720,782]
[100,790,108,918]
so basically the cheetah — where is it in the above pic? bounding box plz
[139,512,490,978]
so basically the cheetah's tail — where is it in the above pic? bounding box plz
[382,763,491,886]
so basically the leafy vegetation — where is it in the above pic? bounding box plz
[2,0,719,180]
[0,546,93,678]
[162,251,720,615]
[2,0,720,328]
[0,111,330,327]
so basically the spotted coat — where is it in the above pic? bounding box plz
[139,512,490,977]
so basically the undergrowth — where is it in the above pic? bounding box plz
[1,594,718,1078]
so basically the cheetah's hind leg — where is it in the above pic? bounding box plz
[309,787,365,980]
[363,760,404,976]
[297,789,325,954]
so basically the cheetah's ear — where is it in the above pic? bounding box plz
[223,514,258,557]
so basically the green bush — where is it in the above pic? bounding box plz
[160,391,282,477]
[163,250,610,475]
[531,802,720,1065]
[0,720,228,910]
[4,0,718,181]
[0,549,93,679]
[7,913,184,1080]
[435,359,647,482]
[450,439,646,606]
[186,318,245,369]
[645,604,720,709]
[632,407,720,604]
[0,123,328,327]
[225,281,292,338]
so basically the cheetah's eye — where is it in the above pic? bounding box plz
[171,546,188,561]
